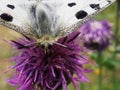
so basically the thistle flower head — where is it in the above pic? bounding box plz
[80,19,113,51]
[7,31,91,90]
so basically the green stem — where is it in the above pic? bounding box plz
[115,4,120,39]
[112,68,117,90]
[80,83,85,90]
[112,4,120,90]
[98,52,102,90]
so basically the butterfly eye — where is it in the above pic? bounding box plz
[41,44,45,49]
[48,44,52,49]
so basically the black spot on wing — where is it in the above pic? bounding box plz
[0,13,13,22]
[68,2,76,7]
[75,10,88,19]
[107,0,112,3]
[7,4,15,10]
[90,4,100,10]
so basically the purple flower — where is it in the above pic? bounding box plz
[80,19,113,51]
[7,31,91,90]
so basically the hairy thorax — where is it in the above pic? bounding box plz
[36,35,58,52]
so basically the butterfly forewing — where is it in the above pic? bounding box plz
[0,0,37,37]
[0,0,116,39]
[51,0,115,37]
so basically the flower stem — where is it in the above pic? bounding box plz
[112,68,117,90]
[112,3,120,90]
[98,52,102,90]
[115,2,120,41]
[80,83,85,90]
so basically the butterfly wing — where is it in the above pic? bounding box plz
[0,0,38,37]
[0,0,115,38]
[60,0,116,37]
[41,0,115,37]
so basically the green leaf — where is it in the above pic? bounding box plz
[90,53,98,60]
[103,58,120,70]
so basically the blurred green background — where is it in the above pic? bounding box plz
[0,3,120,90]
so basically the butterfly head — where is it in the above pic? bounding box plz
[36,35,57,52]
[35,34,73,53]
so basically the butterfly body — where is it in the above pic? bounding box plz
[0,0,115,48]
[36,34,57,52]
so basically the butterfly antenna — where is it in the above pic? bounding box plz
[54,42,74,51]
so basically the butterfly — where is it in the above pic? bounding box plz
[0,0,115,50]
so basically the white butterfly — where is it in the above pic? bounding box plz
[0,0,115,48]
